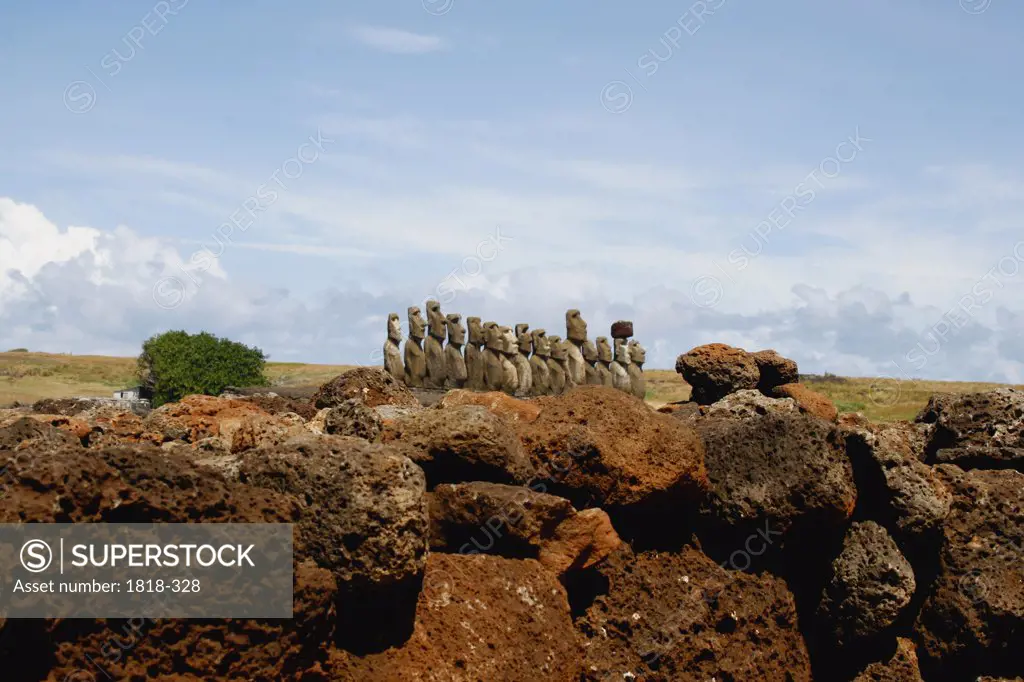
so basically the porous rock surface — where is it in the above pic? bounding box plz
[312,367,420,409]
[818,521,917,645]
[576,546,813,681]
[519,386,709,510]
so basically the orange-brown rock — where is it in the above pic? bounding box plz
[437,389,541,423]
[520,386,708,510]
[538,507,622,574]
[772,382,839,421]
[675,343,760,404]
[326,553,582,681]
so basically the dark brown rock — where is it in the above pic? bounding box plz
[916,388,1024,470]
[852,637,925,682]
[818,521,916,646]
[240,436,428,591]
[610,320,633,339]
[381,404,535,485]
[312,367,419,410]
[696,411,857,540]
[675,343,760,404]
[753,349,799,392]
[310,399,383,441]
[914,466,1024,680]
[577,546,812,681]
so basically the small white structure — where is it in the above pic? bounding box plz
[113,386,143,400]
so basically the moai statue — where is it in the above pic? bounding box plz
[483,322,506,391]
[611,338,633,393]
[595,337,615,387]
[627,339,646,400]
[530,329,552,395]
[513,323,533,396]
[465,316,485,391]
[582,340,601,385]
[424,299,448,389]
[565,309,588,387]
[404,306,427,388]
[445,313,468,389]
[499,326,520,394]
[383,312,404,382]
[547,335,568,395]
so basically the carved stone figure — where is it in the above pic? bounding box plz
[611,338,632,393]
[565,309,588,387]
[547,335,568,395]
[627,339,646,400]
[424,299,447,389]
[445,313,468,389]
[383,312,404,381]
[530,329,552,395]
[595,336,614,387]
[499,326,520,394]
[404,306,427,388]
[483,322,505,391]
[465,316,485,391]
[582,340,601,386]
[513,323,533,396]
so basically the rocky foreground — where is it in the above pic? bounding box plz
[0,347,1022,681]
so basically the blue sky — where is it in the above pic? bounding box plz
[2,0,1024,381]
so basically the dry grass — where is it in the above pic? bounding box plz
[645,369,1023,422]
[0,351,356,405]
[2,351,1019,421]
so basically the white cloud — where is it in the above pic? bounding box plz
[349,26,446,54]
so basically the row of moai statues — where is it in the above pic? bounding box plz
[383,302,647,399]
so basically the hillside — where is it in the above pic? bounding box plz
[2,350,1019,422]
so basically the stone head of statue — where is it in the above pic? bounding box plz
[596,337,612,363]
[517,326,532,355]
[407,306,426,340]
[500,326,517,355]
[614,338,632,365]
[426,299,446,340]
[566,309,588,343]
[484,321,504,352]
[446,313,465,345]
[628,340,646,365]
[531,329,550,357]
[549,335,567,361]
[387,312,402,343]
[582,340,598,363]
[467,317,484,346]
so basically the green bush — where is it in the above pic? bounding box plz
[5,348,28,353]
[137,331,269,407]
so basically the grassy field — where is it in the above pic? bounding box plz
[1,351,1018,422]
[0,351,355,406]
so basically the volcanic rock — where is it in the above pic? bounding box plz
[818,521,916,645]
[240,436,428,591]
[675,343,760,404]
[577,546,812,681]
[312,367,419,409]
[519,386,709,512]
[916,388,1024,470]
[381,404,535,485]
[914,466,1024,679]
[437,389,541,424]
[307,399,383,441]
[696,411,857,542]
[772,382,839,422]
[753,349,800,392]
[705,388,798,420]
[328,553,582,680]
[851,637,924,682]
[429,482,622,574]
